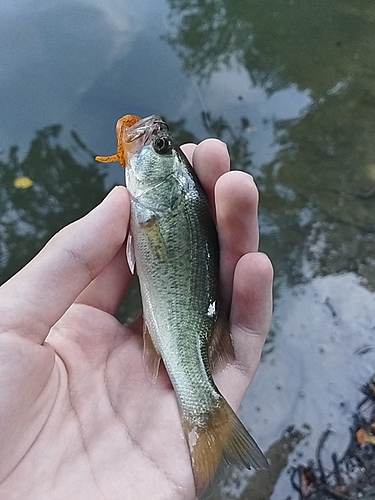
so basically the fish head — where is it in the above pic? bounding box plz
[123,115,180,195]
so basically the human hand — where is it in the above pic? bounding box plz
[0,139,273,500]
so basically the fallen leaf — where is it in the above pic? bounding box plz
[13,177,34,189]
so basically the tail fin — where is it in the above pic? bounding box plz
[182,398,268,496]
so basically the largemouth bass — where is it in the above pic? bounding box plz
[96,115,268,495]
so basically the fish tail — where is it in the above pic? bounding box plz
[182,398,268,496]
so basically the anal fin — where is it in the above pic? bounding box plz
[143,321,161,383]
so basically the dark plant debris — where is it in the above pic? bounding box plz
[291,375,375,499]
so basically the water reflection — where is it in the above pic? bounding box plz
[0,125,107,284]
[166,0,375,96]
[260,79,375,290]
[167,0,375,287]
[0,0,186,159]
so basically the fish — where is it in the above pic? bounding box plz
[96,114,268,495]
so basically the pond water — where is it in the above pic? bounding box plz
[1,1,375,498]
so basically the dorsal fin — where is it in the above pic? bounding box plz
[208,310,235,373]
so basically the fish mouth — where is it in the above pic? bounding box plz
[123,115,168,146]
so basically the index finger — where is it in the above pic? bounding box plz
[182,139,230,215]
[0,186,130,344]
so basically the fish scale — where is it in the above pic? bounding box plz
[133,171,218,416]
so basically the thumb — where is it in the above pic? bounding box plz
[0,186,130,344]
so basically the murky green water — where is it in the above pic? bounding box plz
[1,1,375,498]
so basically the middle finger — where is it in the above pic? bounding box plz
[215,171,260,309]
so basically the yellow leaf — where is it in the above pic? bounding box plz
[13,177,34,189]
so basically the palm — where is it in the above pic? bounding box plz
[2,304,194,499]
[0,140,273,500]
[52,304,194,498]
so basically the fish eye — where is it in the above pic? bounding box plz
[153,135,173,155]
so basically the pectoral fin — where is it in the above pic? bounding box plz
[142,321,161,383]
[142,218,168,261]
[126,233,136,274]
